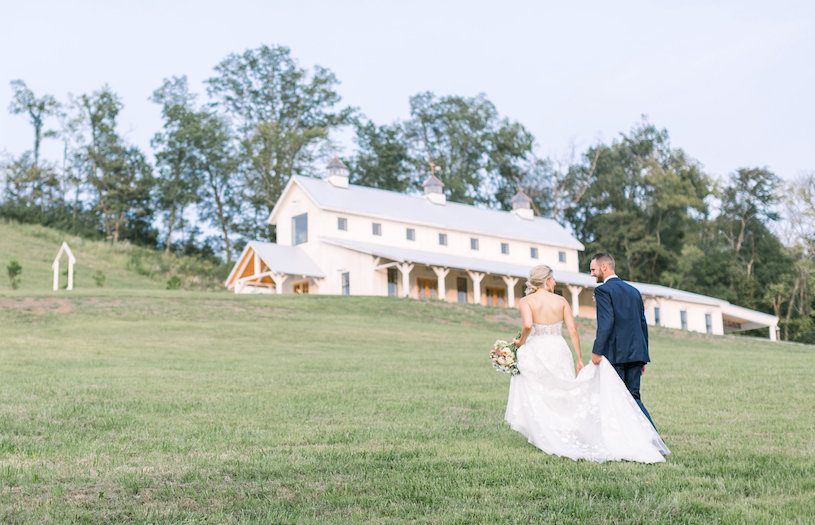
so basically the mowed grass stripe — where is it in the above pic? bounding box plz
[1,292,813,523]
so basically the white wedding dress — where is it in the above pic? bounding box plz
[505,323,670,463]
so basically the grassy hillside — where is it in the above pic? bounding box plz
[0,220,226,292]
[1,290,813,523]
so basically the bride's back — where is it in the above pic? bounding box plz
[524,290,566,325]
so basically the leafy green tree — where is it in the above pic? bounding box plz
[150,75,238,261]
[191,108,240,263]
[1,152,60,211]
[206,44,353,239]
[520,148,598,223]
[709,167,786,307]
[55,96,90,220]
[717,167,781,259]
[770,174,815,341]
[568,120,710,282]
[8,79,59,167]
[150,76,205,252]
[405,92,533,208]
[347,118,412,191]
[671,166,792,337]
[5,80,62,212]
[106,146,155,243]
[77,85,155,243]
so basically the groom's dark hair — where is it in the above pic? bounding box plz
[591,252,615,271]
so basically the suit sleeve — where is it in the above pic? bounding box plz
[592,286,614,356]
[640,296,649,349]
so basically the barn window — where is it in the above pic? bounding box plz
[292,213,308,245]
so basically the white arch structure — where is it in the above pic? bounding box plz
[52,242,76,291]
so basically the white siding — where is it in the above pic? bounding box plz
[316,210,579,273]
[644,297,724,335]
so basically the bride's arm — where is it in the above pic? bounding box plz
[514,298,533,347]
[563,299,583,371]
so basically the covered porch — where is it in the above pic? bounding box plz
[225,241,325,294]
[322,237,596,312]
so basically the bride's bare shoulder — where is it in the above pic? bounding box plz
[556,293,570,305]
[519,291,542,304]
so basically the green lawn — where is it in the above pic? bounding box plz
[1,291,813,523]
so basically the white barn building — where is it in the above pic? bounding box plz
[225,159,779,341]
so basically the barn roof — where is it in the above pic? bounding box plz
[269,175,584,250]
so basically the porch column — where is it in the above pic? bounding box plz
[501,276,519,308]
[769,325,778,342]
[397,262,414,298]
[271,272,288,294]
[52,260,59,291]
[467,271,485,305]
[431,266,450,301]
[567,285,582,316]
[66,260,74,291]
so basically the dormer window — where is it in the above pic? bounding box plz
[406,228,415,241]
[470,238,479,251]
[338,217,347,231]
[501,242,509,255]
[530,247,539,259]
[439,233,448,246]
[372,223,382,236]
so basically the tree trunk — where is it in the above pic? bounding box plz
[784,278,801,340]
[73,186,80,221]
[208,171,231,264]
[165,202,177,253]
[113,209,124,243]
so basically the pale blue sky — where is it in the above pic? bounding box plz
[2,0,813,181]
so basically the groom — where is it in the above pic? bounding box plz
[589,252,656,427]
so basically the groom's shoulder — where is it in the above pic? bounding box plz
[616,279,644,299]
[607,277,638,294]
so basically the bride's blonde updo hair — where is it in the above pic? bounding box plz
[525,264,553,295]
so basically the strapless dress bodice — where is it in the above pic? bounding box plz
[529,322,562,337]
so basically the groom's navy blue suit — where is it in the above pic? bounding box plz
[592,277,655,427]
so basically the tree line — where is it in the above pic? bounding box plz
[2,44,813,342]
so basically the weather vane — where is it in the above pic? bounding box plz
[428,159,441,177]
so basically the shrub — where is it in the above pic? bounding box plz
[93,270,106,287]
[7,260,22,290]
[166,275,182,290]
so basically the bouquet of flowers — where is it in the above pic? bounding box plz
[490,335,520,375]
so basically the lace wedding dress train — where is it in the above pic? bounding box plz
[504,323,670,463]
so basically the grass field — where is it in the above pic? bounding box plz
[1,289,813,523]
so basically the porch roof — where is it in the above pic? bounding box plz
[225,241,325,287]
[249,241,325,278]
[321,237,595,287]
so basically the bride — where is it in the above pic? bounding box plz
[504,264,670,463]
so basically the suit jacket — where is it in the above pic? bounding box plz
[592,277,650,365]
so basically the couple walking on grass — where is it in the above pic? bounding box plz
[504,252,670,463]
